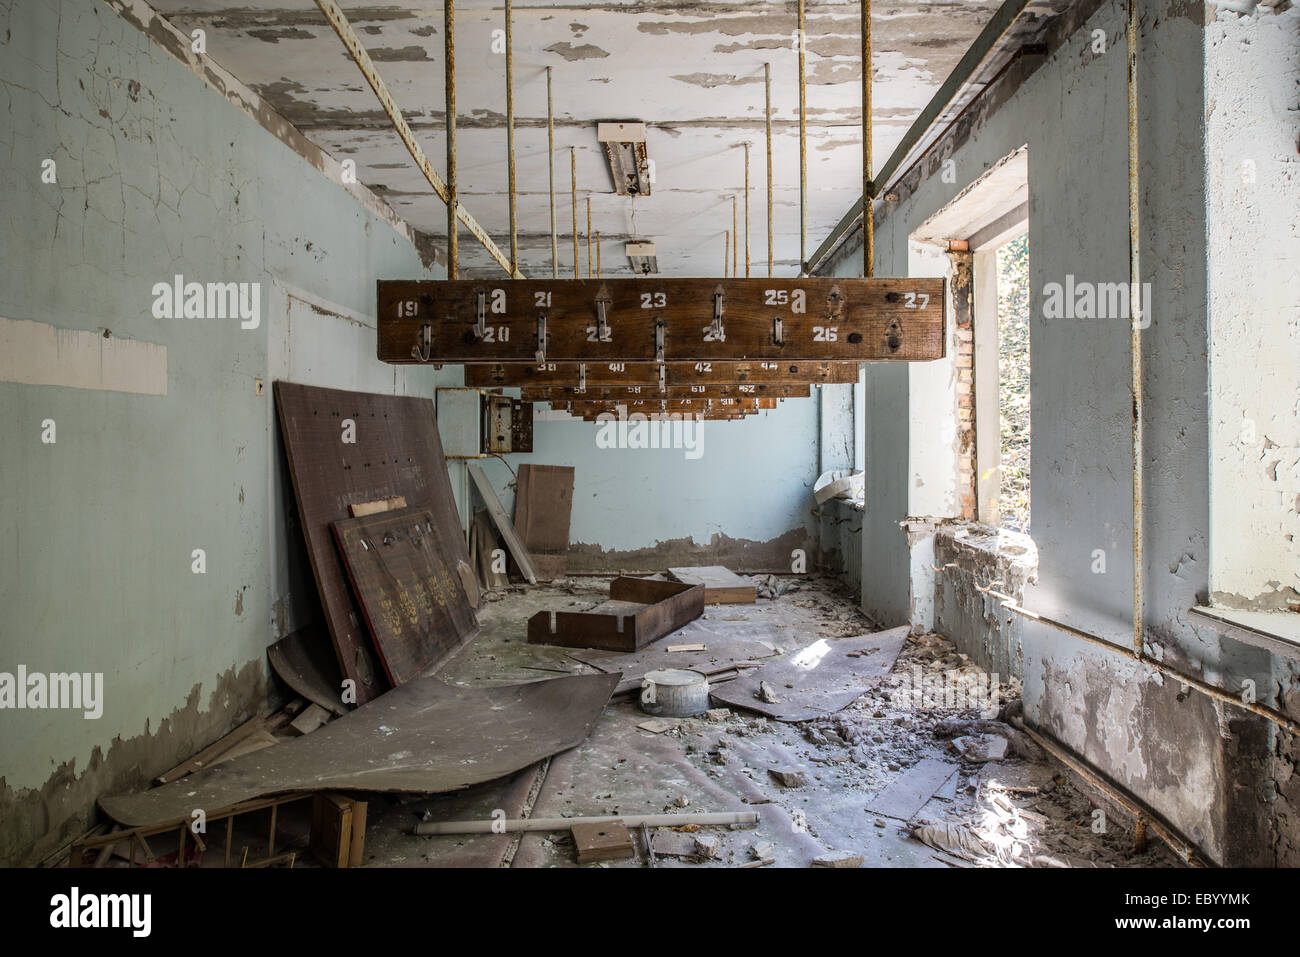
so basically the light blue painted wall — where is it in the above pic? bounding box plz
[0,0,453,829]
[478,398,821,567]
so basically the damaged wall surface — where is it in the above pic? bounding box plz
[0,0,453,865]
[477,400,821,574]
[827,0,1299,865]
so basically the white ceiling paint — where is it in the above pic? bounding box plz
[150,1,1069,277]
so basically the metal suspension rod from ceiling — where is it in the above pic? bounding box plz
[312,2,522,278]
[445,0,457,278]
[570,147,578,280]
[744,141,751,278]
[732,195,738,277]
[547,67,557,279]
[798,0,808,273]
[505,0,517,277]
[765,62,773,279]
[804,0,1034,276]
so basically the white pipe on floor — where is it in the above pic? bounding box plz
[414,810,759,835]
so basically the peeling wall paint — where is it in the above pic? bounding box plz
[0,0,451,864]
[829,0,1298,864]
[1205,4,1300,611]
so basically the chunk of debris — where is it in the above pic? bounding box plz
[757,681,782,704]
[751,840,774,859]
[637,719,673,734]
[769,769,808,788]
[704,708,732,721]
[950,734,1009,763]
[650,830,698,858]
[812,850,863,868]
[693,834,720,859]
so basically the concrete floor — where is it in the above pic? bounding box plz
[358,575,1182,868]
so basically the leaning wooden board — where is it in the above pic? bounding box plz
[274,382,473,707]
[513,464,574,581]
[667,566,757,604]
[378,278,945,363]
[467,463,539,584]
[332,505,480,686]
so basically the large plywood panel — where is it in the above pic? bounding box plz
[274,381,470,706]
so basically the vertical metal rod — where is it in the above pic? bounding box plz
[765,62,773,278]
[445,0,457,278]
[505,0,517,276]
[586,197,592,278]
[570,147,578,280]
[732,195,738,277]
[861,0,873,278]
[744,141,751,277]
[1127,0,1144,657]
[547,67,557,279]
[798,0,807,273]
[595,231,601,277]
[724,231,730,278]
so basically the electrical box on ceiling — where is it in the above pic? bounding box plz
[597,121,651,197]
[436,388,533,457]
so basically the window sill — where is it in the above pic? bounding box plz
[1190,606,1300,660]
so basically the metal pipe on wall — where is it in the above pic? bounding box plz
[1127,0,1145,658]
[505,0,517,276]
[586,197,592,278]
[595,231,601,277]
[547,67,557,279]
[765,62,774,278]
[445,0,457,278]
[724,230,730,278]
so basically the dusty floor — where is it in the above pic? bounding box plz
[358,574,1182,869]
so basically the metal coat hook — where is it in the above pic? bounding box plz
[411,322,433,362]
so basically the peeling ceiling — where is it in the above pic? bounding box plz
[148,1,1070,277]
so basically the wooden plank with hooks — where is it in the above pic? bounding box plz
[379,277,944,364]
[465,360,859,388]
[521,383,809,402]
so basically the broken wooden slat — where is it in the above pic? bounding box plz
[378,277,946,363]
[467,463,538,584]
[288,703,330,736]
[349,495,407,517]
[155,717,265,785]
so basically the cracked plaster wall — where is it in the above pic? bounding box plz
[830,0,1298,864]
[0,0,453,864]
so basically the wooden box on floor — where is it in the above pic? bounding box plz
[310,793,367,868]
